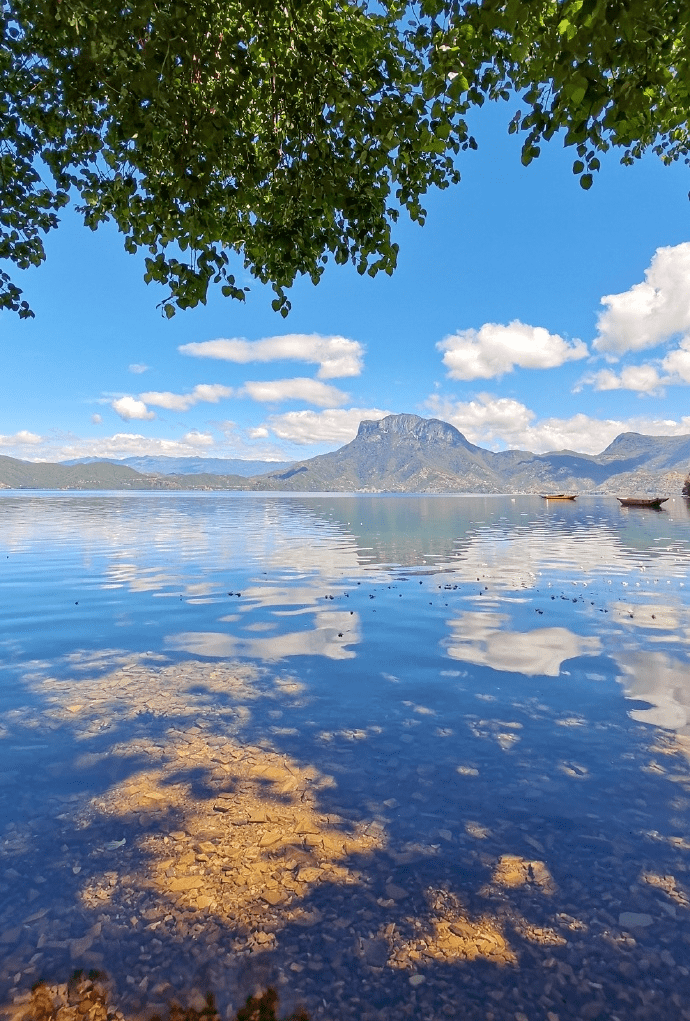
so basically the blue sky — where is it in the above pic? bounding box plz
[2,100,690,464]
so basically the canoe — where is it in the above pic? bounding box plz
[541,494,577,500]
[617,497,669,508]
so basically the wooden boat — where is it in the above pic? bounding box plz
[617,497,669,508]
[541,493,577,501]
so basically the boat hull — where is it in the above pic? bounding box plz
[617,497,668,508]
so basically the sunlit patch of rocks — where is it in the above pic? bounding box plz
[82,736,384,934]
[2,653,690,1021]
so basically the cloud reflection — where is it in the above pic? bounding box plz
[445,612,601,676]
[609,601,690,642]
[616,651,690,730]
[166,610,361,661]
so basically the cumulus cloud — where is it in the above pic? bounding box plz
[425,393,690,454]
[579,364,666,393]
[594,242,690,355]
[264,407,391,445]
[426,394,536,447]
[0,430,42,447]
[140,391,192,412]
[662,340,690,383]
[577,335,690,391]
[129,363,150,374]
[192,383,234,403]
[91,414,103,425]
[140,383,233,412]
[179,333,364,379]
[111,397,156,421]
[248,426,269,439]
[438,320,588,380]
[180,431,214,447]
[240,378,348,407]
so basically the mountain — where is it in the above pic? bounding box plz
[60,455,294,476]
[0,456,245,490]
[242,416,690,494]
[2,416,689,492]
[243,413,504,491]
[597,431,690,469]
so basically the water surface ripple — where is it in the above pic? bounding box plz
[1,493,690,1021]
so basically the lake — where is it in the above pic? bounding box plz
[1,493,690,1021]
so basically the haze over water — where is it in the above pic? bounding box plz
[1,493,690,1021]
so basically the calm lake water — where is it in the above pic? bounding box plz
[1,493,690,1021]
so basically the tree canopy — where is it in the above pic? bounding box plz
[2,0,689,319]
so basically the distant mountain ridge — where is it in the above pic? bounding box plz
[60,455,294,476]
[2,414,689,493]
[0,456,246,491]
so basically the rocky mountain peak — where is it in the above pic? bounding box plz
[356,413,476,449]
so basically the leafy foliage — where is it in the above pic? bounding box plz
[424,0,690,189]
[2,0,468,318]
[2,1,689,318]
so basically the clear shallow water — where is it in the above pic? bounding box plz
[1,493,690,1020]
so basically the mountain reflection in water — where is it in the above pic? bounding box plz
[1,493,690,1021]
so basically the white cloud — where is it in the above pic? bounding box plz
[212,420,302,461]
[517,414,625,454]
[192,383,233,403]
[141,392,192,412]
[264,407,391,445]
[179,333,364,379]
[129,363,150,374]
[662,340,690,383]
[580,364,666,393]
[111,397,156,421]
[576,334,690,391]
[437,320,588,381]
[6,432,218,463]
[140,384,233,412]
[180,431,213,448]
[0,430,42,448]
[91,413,103,425]
[426,394,536,447]
[240,378,348,407]
[594,242,690,355]
[425,393,690,454]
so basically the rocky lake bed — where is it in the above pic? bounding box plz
[2,655,690,1021]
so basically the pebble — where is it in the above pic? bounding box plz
[260,891,285,906]
[619,911,654,928]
